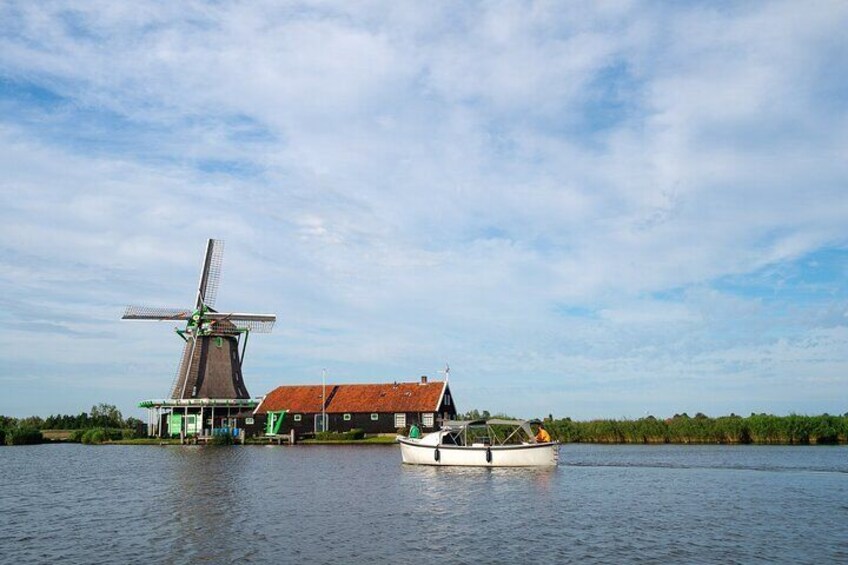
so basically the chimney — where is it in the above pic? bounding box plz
[420,375,428,384]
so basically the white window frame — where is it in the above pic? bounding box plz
[343,413,351,421]
[422,413,434,428]
[394,413,406,428]
[293,414,302,422]
[370,413,379,421]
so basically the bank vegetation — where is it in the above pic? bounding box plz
[546,413,848,445]
[1,403,144,445]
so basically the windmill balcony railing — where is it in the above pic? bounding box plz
[138,398,260,408]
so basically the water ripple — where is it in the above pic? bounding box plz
[1,444,846,563]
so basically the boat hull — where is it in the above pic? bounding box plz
[398,438,558,467]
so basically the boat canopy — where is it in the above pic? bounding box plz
[440,419,540,444]
[443,418,531,427]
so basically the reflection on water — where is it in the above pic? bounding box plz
[1,444,846,563]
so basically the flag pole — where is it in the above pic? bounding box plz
[322,368,327,432]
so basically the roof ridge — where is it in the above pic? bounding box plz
[273,380,442,388]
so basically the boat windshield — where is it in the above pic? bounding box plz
[440,431,464,445]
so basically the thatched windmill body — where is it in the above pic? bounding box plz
[123,239,276,438]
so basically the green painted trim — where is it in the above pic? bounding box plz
[273,410,287,434]
[265,410,287,435]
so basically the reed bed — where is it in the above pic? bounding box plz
[548,413,848,444]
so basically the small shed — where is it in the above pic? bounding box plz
[254,376,457,436]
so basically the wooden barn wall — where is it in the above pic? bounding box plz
[261,411,445,436]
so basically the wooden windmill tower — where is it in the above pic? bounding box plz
[123,239,276,438]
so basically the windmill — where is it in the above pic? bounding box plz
[123,239,276,402]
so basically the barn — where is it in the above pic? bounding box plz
[254,376,457,437]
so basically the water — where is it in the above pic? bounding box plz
[1,444,846,564]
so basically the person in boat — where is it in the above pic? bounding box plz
[534,422,551,443]
[409,423,421,439]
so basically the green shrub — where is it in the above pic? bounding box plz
[0,428,5,445]
[210,430,234,445]
[70,427,138,443]
[80,428,123,444]
[315,428,365,441]
[81,429,101,444]
[6,425,43,445]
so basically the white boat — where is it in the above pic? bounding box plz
[398,419,559,467]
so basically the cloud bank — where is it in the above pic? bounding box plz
[1,1,846,418]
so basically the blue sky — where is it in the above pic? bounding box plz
[1,1,846,420]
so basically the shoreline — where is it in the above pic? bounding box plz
[18,437,848,447]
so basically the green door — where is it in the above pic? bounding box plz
[168,414,183,436]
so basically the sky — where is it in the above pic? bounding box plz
[1,1,847,420]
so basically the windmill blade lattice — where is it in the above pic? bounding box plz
[169,340,195,399]
[206,313,276,333]
[123,306,192,320]
[196,239,224,309]
[227,318,276,333]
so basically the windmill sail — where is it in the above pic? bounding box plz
[196,239,224,309]
[122,306,193,320]
[169,340,195,399]
[206,313,276,333]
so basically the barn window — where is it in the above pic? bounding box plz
[444,394,451,406]
[293,414,302,422]
[394,413,406,428]
[423,413,434,428]
[343,413,351,421]
[370,413,379,421]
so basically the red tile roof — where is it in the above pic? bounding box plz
[256,384,327,414]
[256,381,447,414]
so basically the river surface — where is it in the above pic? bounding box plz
[1,444,846,564]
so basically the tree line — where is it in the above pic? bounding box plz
[0,403,143,445]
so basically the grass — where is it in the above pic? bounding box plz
[300,435,398,445]
[41,429,73,441]
[102,438,182,445]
